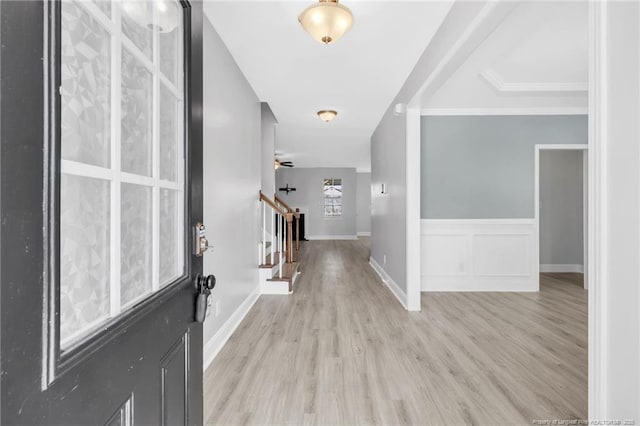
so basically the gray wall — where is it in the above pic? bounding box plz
[356,173,371,235]
[421,116,588,219]
[539,150,584,265]
[203,18,261,353]
[371,1,495,297]
[260,103,277,198]
[275,168,357,238]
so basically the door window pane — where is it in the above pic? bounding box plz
[159,1,182,85]
[60,174,111,346]
[121,1,153,58]
[160,189,182,286]
[160,85,180,181]
[121,183,153,306]
[61,1,111,168]
[121,48,153,177]
[59,0,186,351]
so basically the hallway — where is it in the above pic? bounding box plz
[204,239,587,425]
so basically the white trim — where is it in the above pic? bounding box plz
[406,108,421,311]
[357,232,371,237]
[203,289,260,370]
[422,218,535,227]
[306,235,358,240]
[588,1,607,419]
[356,168,371,173]
[369,257,408,310]
[480,68,588,95]
[540,264,585,274]
[534,144,588,292]
[421,107,589,116]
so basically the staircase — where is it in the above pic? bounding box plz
[258,192,301,294]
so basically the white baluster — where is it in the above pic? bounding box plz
[262,202,266,265]
[271,209,275,265]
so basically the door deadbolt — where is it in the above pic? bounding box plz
[193,222,211,257]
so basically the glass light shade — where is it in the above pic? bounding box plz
[298,0,354,45]
[318,110,338,122]
[122,1,179,34]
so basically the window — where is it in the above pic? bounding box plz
[323,178,343,217]
[59,0,185,350]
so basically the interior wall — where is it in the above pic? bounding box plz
[260,103,276,197]
[539,150,584,269]
[202,17,261,360]
[370,1,500,307]
[421,115,588,219]
[356,172,372,235]
[275,167,357,239]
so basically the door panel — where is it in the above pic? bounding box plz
[0,0,204,424]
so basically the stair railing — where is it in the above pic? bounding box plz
[259,192,294,279]
[274,195,301,253]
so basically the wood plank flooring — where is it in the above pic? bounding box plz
[204,239,587,425]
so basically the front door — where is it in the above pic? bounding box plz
[1,0,204,424]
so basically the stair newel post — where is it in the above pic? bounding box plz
[286,214,293,263]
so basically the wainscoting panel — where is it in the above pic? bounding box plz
[421,219,538,292]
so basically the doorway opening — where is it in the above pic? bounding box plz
[535,144,589,290]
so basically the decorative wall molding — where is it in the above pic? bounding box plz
[421,107,589,116]
[203,288,260,370]
[369,257,408,310]
[480,68,588,95]
[421,219,538,292]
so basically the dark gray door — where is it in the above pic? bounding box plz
[1,0,204,424]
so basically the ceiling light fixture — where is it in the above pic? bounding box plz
[317,110,338,122]
[298,0,354,45]
[122,1,179,33]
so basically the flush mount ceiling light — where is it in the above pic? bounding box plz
[122,1,179,33]
[298,0,354,45]
[317,110,338,122]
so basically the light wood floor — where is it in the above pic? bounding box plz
[204,239,587,425]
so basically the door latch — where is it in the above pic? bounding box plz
[193,222,210,257]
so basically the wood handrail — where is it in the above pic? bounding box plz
[259,191,292,221]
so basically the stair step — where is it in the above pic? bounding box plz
[259,252,283,268]
[267,262,299,292]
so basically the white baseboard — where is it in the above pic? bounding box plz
[540,264,585,273]
[357,232,371,237]
[369,257,408,310]
[421,278,538,292]
[306,235,358,240]
[203,289,260,370]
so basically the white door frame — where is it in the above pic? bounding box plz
[534,144,589,290]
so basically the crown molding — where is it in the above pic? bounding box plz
[420,107,588,116]
[480,68,588,95]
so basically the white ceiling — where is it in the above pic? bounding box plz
[422,1,588,111]
[204,1,454,171]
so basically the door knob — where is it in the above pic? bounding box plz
[194,274,216,323]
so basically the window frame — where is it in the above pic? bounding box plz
[43,0,194,388]
[323,178,343,218]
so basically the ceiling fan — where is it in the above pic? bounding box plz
[274,159,294,170]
